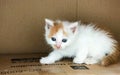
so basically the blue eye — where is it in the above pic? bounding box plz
[62,39,67,43]
[51,37,56,41]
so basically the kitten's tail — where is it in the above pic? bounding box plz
[101,46,120,66]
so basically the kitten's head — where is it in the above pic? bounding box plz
[44,18,79,50]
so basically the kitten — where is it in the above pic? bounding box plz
[40,18,120,66]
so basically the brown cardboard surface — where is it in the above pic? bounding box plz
[78,0,120,41]
[0,0,77,54]
[0,53,120,75]
[0,0,120,54]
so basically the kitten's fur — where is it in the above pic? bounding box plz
[40,19,120,66]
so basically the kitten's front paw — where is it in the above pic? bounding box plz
[40,57,55,64]
[73,58,84,64]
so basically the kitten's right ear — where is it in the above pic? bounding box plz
[45,18,53,29]
[69,21,79,33]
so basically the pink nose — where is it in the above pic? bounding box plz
[56,45,61,49]
[56,44,61,49]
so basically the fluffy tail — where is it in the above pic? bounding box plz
[101,46,120,66]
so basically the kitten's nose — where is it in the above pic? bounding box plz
[56,43,61,49]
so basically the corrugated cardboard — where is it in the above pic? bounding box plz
[78,0,120,41]
[0,54,120,75]
[0,0,77,54]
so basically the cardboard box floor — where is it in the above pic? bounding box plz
[0,53,120,75]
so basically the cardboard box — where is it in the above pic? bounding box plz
[0,54,120,75]
[0,0,120,75]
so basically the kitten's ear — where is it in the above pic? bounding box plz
[69,21,79,33]
[45,18,53,29]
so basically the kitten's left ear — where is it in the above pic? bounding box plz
[45,18,54,29]
[69,21,79,33]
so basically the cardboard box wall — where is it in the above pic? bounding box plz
[0,0,120,54]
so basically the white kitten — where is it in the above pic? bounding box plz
[40,19,120,66]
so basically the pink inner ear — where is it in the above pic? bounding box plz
[71,27,76,33]
[47,24,52,29]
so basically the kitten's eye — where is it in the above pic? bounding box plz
[51,37,56,41]
[62,39,67,43]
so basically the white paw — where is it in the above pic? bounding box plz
[84,58,98,65]
[40,57,55,64]
[73,58,84,64]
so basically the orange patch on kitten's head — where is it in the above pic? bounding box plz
[48,22,67,38]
